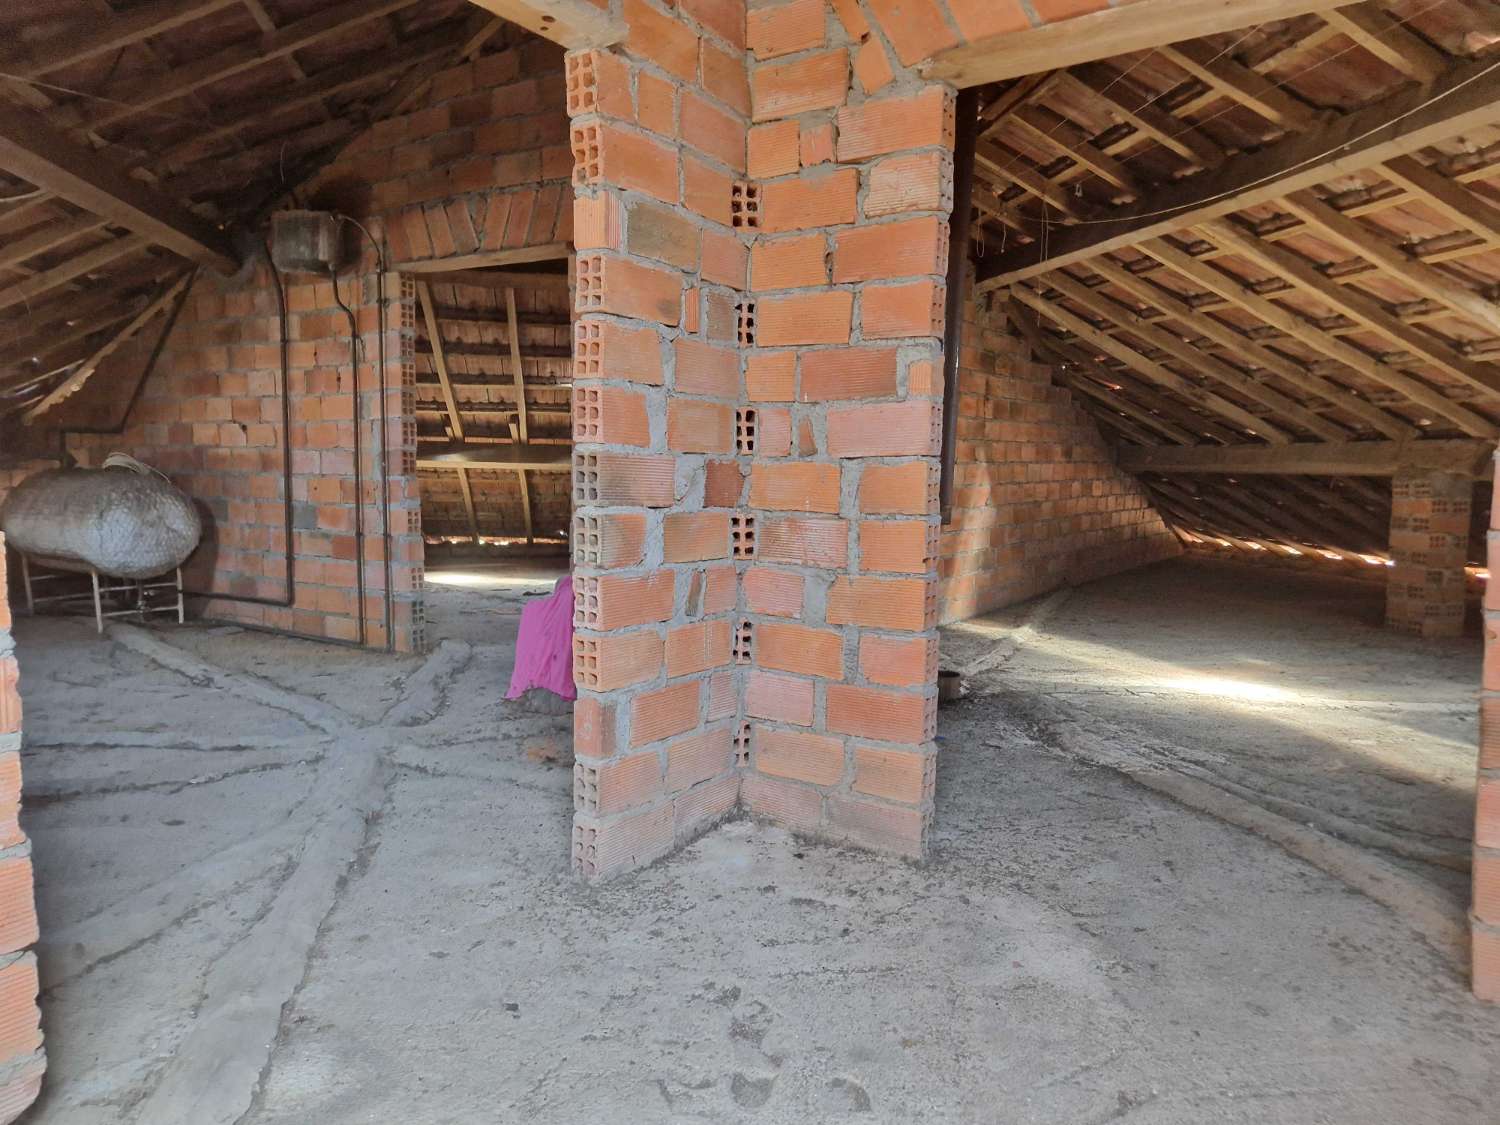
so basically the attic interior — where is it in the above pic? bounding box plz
[1,0,1500,1121]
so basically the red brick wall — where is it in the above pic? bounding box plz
[17,37,573,651]
[0,534,43,1122]
[939,280,1179,622]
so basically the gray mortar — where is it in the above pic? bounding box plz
[12,555,1500,1124]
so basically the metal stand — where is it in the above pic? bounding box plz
[19,554,184,633]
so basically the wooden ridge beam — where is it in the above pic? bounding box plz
[0,104,238,272]
[1012,282,1293,442]
[1119,438,1496,477]
[921,0,1353,87]
[977,51,1500,287]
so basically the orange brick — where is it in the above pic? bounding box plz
[0,857,38,953]
[853,38,894,94]
[749,120,801,179]
[701,38,751,116]
[682,90,747,172]
[859,461,934,514]
[667,620,734,678]
[756,621,844,679]
[683,154,734,224]
[1475,919,1500,1001]
[859,520,933,573]
[577,254,683,326]
[574,696,616,761]
[1479,777,1500,849]
[574,804,674,879]
[701,229,748,288]
[751,234,828,290]
[866,151,951,217]
[760,169,859,231]
[865,0,959,65]
[577,511,649,568]
[682,0,746,47]
[829,0,870,38]
[853,745,932,803]
[0,752,21,849]
[663,511,732,562]
[757,516,849,567]
[744,567,805,617]
[800,121,835,165]
[827,400,938,457]
[576,319,664,385]
[945,0,1030,39]
[742,773,823,830]
[666,728,736,792]
[826,795,925,857]
[826,684,934,743]
[1483,697,1500,769]
[757,291,852,346]
[578,121,680,204]
[575,630,664,691]
[750,462,841,513]
[746,351,797,400]
[674,338,741,396]
[630,680,702,746]
[1476,848,1500,925]
[668,399,735,453]
[800,347,897,401]
[859,633,936,686]
[637,70,677,135]
[751,49,849,122]
[837,86,955,162]
[583,751,663,815]
[624,0,699,81]
[861,280,944,339]
[704,459,745,506]
[834,216,947,282]
[575,385,651,447]
[745,669,816,724]
[577,572,675,630]
[0,658,17,735]
[627,200,702,270]
[827,575,932,630]
[748,0,826,58]
[757,728,845,786]
[0,955,41,1060]
[704,565,737,613]
[756,406,794,456]
[574,193,624,250]
[590,452,679,506]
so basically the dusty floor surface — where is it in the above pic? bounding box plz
[12,555,1500,1124]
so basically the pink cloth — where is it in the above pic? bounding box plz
[506,576,577,702]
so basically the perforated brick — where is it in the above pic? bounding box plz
[571,123,603,186]
[736,407,757,455]
[731,181,761,229]
[731,513,756,559]
[734,619,754,665]
[736,298,757,346]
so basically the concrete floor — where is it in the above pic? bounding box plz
[12,555,1500,1124]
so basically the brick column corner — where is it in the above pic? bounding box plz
[1476,450,1500,999]
[0,536,44,1121]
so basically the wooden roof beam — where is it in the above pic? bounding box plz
[1119,438,1496,477]
[0,0,242,79]
[460,0,625,48]
[921,0,1354,87]
[0,105,239,272]
[1320,4,1448,85]
[977,50,1500,287]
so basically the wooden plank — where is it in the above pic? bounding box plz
[0,234,149,314]
[1156,40,1322,131]
[1044,270,1350,439]
[1137,235,1500,436]
[1070,66,1225,170]
[516,470,535,543]
[456,467,481,544]
[976,139,1094,219]
[1012,282,1293,442]
[1084,255,1417,438]
[0,0,242,78]
[0,105,239,272]
[1279,189,1500,337]
[922,0,1353,86]
[978,71,1055,132]
[1011,106,1143,199]
[1202,217,1500,399]
[460,0,625,48]
[395,242,572,273]
[976,51,1500,287]
[1379,155,1500,243]
[1118,438,1496,476]
[415,280,466,442]
[417,444,572,471]
[23,272,192,420]
[504,286,530,445]
[410,267,572,292]
[1321,4,1448,84]
[0,214,106,274]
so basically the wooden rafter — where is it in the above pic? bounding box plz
[416,280,466,442]
[0,105,238,272]
[978,51,1500,287]
[0,234,150,315]
[0,0,242,80]
[1119,438,1496,476]
[1320,4,1448,85]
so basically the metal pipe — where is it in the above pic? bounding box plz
[939,86,980,526]
[331,270,368,649]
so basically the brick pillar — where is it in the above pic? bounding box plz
[737,3,948,856]
[0,536,43,1121]
[1386,469,1472,638]
[565,0,749,878]
[1477,452,1500,999]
